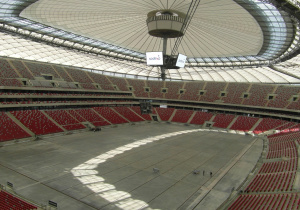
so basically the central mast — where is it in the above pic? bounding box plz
[146,10,186,80]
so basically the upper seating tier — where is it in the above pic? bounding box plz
[0,78,22,87]
[23,61,60,78]
[10,60,34,79]
[199,82,226,102]
[0,60,19,78]
[65,67,93,83]
[0,58,299,111]
[222,83,249,104]
[108,77,129,91]
[147,80,164,99]
[127,79,148,97]
[164,82,183,100]
[268,86,300,108]
[243,84,274,107]
[180,81,205,101]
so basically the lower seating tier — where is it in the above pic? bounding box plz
[212,113,235,128]
[93,107,128,124]
[2,106,300,210]
[229,116,258,132]
[259,158,297,174]
[130,106,152,121]
[171,109,194,123]
[155,107,175,121]
[10,110,63,135]
[0,190,38,210]
[253,118,287,134]
[228,193,300,210]
[0,112,31,141]
[63,124,86,131]
[113,106,144,122]
[245,171,295,192]
[190,111,213,125]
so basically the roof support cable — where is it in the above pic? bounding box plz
[170,0,201,57]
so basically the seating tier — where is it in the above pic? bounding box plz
[222,83,249,104]
[113,106,144,122]
[171,109,194,123]
[229,116,258,132]
[199,82,226,102]
[10,110,63,135]
[127,79,148,97]
[155,107,175,121]
[190,111,213,125]
[253,118,287,134]
[164,81,183,99]
[180,81,205,101]
[93,107,128,124]
[0,190,38,210]
[228,193,300,210]
[213,113,235,128]
[130,106,152,121]
[0,112,31,141]
[243,84,274,107]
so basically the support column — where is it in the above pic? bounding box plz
[160,37,168,81]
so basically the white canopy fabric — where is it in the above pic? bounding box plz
[0,31,299,83]
[0,0,299,83]
[20,0,264,58]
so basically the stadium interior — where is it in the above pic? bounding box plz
[0,0,300,209]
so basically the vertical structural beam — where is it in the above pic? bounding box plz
[161,37,168,81]
[163,37,167,54]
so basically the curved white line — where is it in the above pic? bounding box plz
[71,129,205,210]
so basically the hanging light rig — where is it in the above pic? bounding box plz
[146,1,200,80]
[146,10,186,80]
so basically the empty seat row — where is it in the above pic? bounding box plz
[1,57,300,110]
[259,158,297,174]
[245,172,295,192]
[164,81,183,100]
[113,106,144,122]
[171,109,194,123]
[229,116,259,131]
[0,190,38,210]
[69,108,110,127]
[213,113,235,129]
[0,112,31,141]
[155,107,175,121]
[93,107,128,124]
[10,110,63,135]
[253,118,287,134]
[266,147,298,159]
[228,193,300,210]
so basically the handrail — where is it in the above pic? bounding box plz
[146,15,185,24]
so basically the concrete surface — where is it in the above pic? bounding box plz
[0,123,262,210]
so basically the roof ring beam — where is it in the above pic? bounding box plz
[269,64,300,80]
